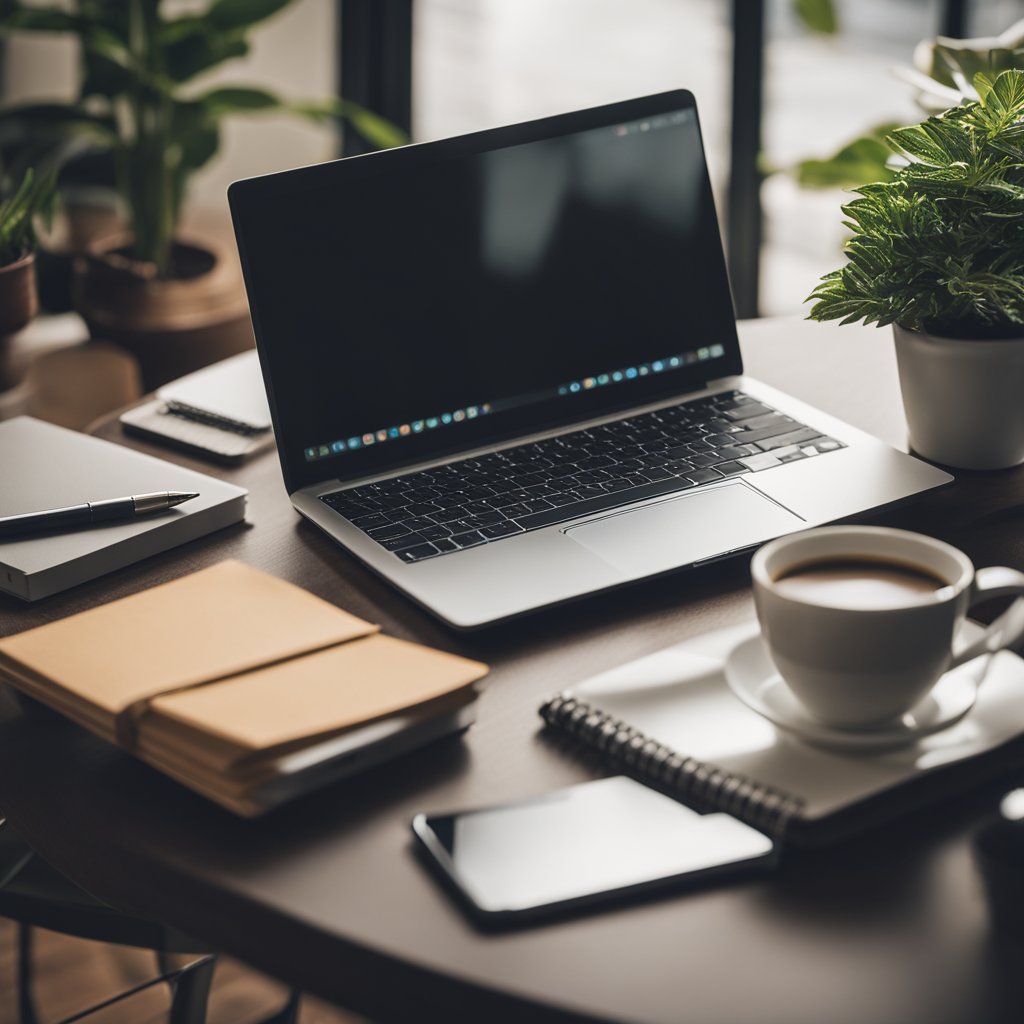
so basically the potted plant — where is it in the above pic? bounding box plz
[807,69,1024,471]
[0,168,56,393]
[0,0,403,389]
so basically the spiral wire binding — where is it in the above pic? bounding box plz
[540,694,807,840]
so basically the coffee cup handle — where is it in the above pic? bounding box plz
[948,567,1024,671]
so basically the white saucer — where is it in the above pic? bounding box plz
[723,634,985,751]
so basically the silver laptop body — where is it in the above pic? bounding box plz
[230,91,950,629]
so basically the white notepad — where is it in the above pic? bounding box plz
[543,622,1024,846]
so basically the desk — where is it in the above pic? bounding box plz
[2,317,1023,1023]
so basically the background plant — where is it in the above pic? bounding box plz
[792,19,1024,189]
[0,167,56,266]
[0,0,405,278]
[807,69,1024,338]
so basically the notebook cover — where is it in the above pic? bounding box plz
[0,416,247,600]
[0,561,376,740]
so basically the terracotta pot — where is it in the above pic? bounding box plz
[893,324,1024,470]
[0,251,39,392]
[0,251,39,336]
[73,234,254,391]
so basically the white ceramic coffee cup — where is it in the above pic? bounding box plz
[750,526,1024,729]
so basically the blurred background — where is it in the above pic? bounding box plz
[0,2,1021,1021]
[1,0,1020,434]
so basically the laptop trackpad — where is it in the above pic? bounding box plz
[565,482,803,576]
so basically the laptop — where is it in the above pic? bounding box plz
[228,90,951,629]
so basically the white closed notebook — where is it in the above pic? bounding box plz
[157,349,271,431]
[0,417,247,600]
[119,351,274,462]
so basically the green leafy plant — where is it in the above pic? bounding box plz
[0,0,405,278]
[807,69,1024,338]
[792,19,1024,189]
[0,167,56,266]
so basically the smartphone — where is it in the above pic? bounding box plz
[412,775,776,925]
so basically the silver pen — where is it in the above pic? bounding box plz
[0,491,200,538]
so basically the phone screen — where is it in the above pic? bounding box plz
[412,776,775,922]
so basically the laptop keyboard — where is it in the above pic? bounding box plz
[321,390,844,563]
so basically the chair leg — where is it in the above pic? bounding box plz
[167,954,216,1024]
[17,922,40,1024]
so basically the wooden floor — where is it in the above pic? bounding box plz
[0,919,365,1024]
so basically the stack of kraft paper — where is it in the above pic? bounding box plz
[0,561,486,815]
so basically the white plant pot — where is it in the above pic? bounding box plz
[892,324,1024,471]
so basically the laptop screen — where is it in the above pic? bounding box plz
[230,91,741,492]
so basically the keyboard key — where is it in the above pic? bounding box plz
[450,531,486,549]
[756,427,823,452]
[419,524,453,541]
[433,538,458,553]
[686,467,724,484]
[715,461,749,477]
[379,533,426,551]
[723,401,773,421]
[731,419,799,444]
[367,523,413,541]
[480,521,524,539]
[397,544,440,563]
[406,502,444,517]
[348,512,391,529]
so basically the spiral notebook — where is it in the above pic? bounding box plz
[540,623,1024,847]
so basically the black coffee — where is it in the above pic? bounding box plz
[774,559,946,609]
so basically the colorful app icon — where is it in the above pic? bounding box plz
[412,420,425,432]
[669,356,681,368]
[598,374,609,385]
[698,347,710,360]
[569,382,581,393]
[363,433,374,445]
[652,360,664,372]
[441,413,452,424]
[710,343,725,358]
[331,440,345,452]
[612,370,624,382]
[453,409,465,422]
[377,429,388,442]
[305,447,317,460]
[467,406,478,418]
[625,367,638,379]
[318,445,330,457]
[584,377,596,389]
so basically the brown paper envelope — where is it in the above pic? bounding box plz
[0,561,376,718]
[147,634,486,756]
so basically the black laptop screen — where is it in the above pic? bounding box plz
[230,92,742,491]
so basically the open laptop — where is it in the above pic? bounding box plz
[229,90,950,629]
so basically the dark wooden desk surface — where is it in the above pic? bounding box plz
[2,318,1024,1023]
